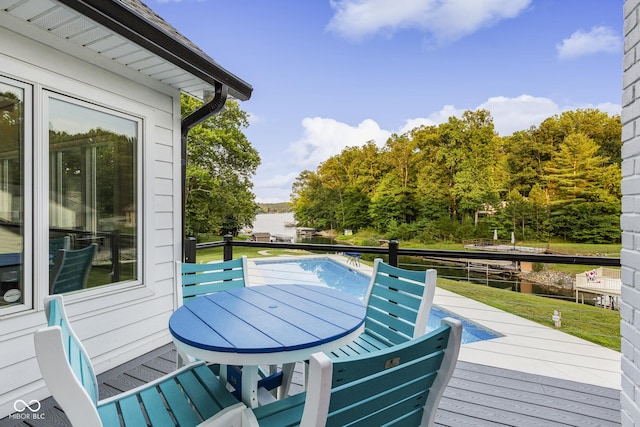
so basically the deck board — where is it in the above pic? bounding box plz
[0,344,621,426]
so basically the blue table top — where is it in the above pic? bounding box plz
[169,284,366,354]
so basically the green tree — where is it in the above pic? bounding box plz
[291,170,339,230]
[447,110,502,222]
[545,133,620,242]
[503,189,529,239]
[375,133,419,225]
[527,184,549,240]
[289,108,621,244]
[182,95,260,236]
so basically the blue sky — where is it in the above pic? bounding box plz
[149,0,623,203]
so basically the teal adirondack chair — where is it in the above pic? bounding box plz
[34,295,245,426]
[328,258,437,358]
[242,317,463,427]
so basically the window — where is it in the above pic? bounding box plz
[0,79,29,309]
[0,83,141,311]
[47,95,139,294]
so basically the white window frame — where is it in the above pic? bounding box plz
[42,90,144,298]
[0,76,33,316]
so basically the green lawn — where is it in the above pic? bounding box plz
[196,246,310,263]
[437,278,621,351]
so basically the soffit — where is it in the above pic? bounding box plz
[0,0,252,101]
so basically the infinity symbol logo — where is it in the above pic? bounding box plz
[13,399,41,413]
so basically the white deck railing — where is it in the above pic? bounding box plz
[575,267,621,297]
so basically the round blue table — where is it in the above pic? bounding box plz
[169,284,366,407]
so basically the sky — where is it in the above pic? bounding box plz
[149,0,623,203]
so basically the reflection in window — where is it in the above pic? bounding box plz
[0,83,24,306]
[49,97,138,293]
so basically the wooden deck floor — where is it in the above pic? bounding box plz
[1,343,621,426]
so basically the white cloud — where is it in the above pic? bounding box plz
[257,171,300,189]
[252,170,300,203]
[399,105,465,134]
[395,96,559,136]
[478,95,562,135]
[288,117,391,167]
[327,0,531,44]
[591,102,621,117]
[400,96,622,136]
[557,26,621,60]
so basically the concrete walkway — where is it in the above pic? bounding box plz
[246,254,621,390]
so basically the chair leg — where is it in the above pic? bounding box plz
[268,365,278,398]
[278,363,296,399]
[219,363,229,388]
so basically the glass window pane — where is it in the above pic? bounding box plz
[48,97,138,294]
[0,83,24,306]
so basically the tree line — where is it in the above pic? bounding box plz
[290,109,622,244]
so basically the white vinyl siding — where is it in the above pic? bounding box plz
[0,25,181,417]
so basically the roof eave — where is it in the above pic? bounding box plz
[58,0,252,101]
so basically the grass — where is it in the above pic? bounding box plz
[196,245,310,263]
[437,277,621,351]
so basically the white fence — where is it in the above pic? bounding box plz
[575,267,621,308]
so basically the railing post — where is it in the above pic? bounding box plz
[223,234,233,261]
[389,239,399,267]
[184,237,196,263]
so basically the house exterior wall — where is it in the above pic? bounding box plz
[0,26,182,417]
[623,1,640,424]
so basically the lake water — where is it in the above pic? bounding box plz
[251,212,296,240]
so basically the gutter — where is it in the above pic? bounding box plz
[58,0,253,101]
[180,82,228,261]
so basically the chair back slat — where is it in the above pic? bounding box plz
[138,388,177,425]
[119,394,148,425]
[370,278,424,310]
[159,378,204,425]
[376,270,426,303]
[368,293,418,324]
[50,244,97,294]
[365,310,414,344]
[44,296,100,404]
[96,404,120,426]
[181,269,245,286]
[178,257,248,305]
[376,261,427,284]
[182,281,245,299]
[361,259,436,344]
